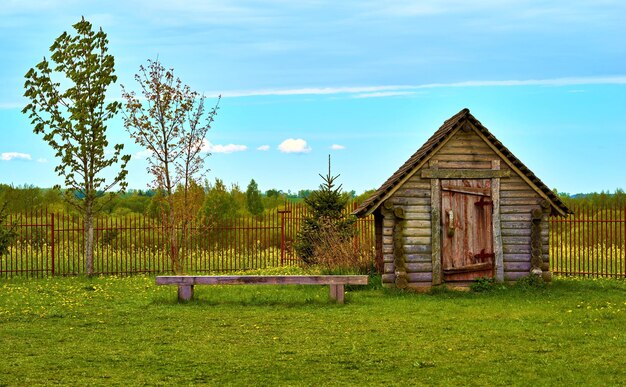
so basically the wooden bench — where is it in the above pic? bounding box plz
[155,275,369,303]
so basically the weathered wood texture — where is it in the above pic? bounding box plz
[378,128,554,287]
[156,275,369,303]
[492,159,504,282]
[422,169,511,179]
[374,212,384,273]
[431,173,442,284]
[156,275,369,286]
[441,179,494,281]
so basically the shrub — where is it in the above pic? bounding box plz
[311,225,374,274]
[295,156,355,265]
[0,202,18,256]
[470,277,497,292]
[514,273,546,290]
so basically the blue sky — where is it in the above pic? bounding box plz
[0,1,625,195]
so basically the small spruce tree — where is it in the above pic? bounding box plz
[295,156,355,264]
[245,179,264,216]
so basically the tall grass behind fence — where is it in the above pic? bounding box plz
[0,202,375,278]
[4,203,623,279]
[550,206,625,278]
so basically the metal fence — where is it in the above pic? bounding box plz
[0,202,375,278]
[3,203,624,279]
[550,206,625,278]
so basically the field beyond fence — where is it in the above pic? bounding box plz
[1,202,375,278]
[550,206,625,278]
[1,204,625,278]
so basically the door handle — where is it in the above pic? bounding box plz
[447,209,455,237]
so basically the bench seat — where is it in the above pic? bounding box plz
[156,275,369,303]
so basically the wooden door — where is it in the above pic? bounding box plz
[441,179,494,282]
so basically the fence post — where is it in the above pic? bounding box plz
[278,210,288,265]
[50,212,55,276]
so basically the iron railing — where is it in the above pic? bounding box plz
[550,206,625,278]
[0,202,375,278]
[3,204,624,279]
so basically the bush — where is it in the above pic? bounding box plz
[295,157,355,265]
[514,273,546,290]
[311,226,374,274]
[470,277,497,292]
[0,202,17,256]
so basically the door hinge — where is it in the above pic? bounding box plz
[474,249,495,260]
[475,196,493,208]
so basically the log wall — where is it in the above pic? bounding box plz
[380,127,550,288]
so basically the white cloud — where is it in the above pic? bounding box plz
[278,138,311,154]
[1,152,32,161]
[36,158,48,163]
[353,91,417,99]
[133,149,153,159]
[257,145,270,151]
[206,85,415,98]
[330,144,346,150]
[207,75,626,99]
[202,140,248,154]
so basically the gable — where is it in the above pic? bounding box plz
[353,108,571,217]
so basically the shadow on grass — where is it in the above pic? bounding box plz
[151,285,357,308]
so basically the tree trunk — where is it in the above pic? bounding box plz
[166,205,182,274]
[170,225,181,274]
[84,206,94,276]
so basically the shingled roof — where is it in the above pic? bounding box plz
[353,108,571,217]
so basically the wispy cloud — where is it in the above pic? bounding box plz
[0,102,25,110]
[257,145,270,151]
[202,140,247,154]
[278,138,311,154]
[352,91,417,99]
[330,144,345,150]
[36,158,48,163]
[133,149,153,159]
[209,76,626,99]
[1,152,32,161]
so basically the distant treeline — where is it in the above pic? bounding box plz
[0,182,367,217]
[556,188,626,210]
[6,183,623,216]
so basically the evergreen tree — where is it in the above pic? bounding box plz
[245,179,264,216]
[295,156,355,264]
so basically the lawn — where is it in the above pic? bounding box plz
[0,275,624,386]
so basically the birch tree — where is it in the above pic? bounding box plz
[121,59,219,273]
[22,17,130,276]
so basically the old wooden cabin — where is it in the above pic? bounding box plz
[354,108,571,289]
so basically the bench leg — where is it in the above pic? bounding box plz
[178,285,194,301]
[329,284,345,304]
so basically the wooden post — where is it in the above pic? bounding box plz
[491,160,504,282]
[530,207,544,275]
[430,160,442,285]
[178,285,194,302]
[392,208,408,289]
[374,212,384,274]
[329,284,345,304]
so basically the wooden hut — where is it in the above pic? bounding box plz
[353,108,571,289]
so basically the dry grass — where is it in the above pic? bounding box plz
[311,228,375,274]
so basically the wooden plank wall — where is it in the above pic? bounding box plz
[500,175,548,281]
[382,178,432,287]
[382,128,548,287]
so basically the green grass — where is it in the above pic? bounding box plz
[1,276,625,386]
